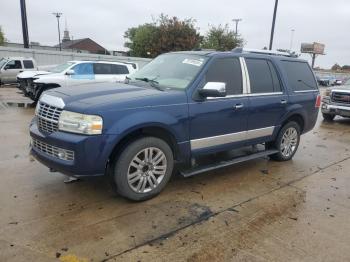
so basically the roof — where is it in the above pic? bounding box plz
[55,38,107,51]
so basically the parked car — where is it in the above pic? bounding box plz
[24,60,138,101]
[29,48,320,201]
[17,70,51,94]
[0,57,37,84]
[321,78,350,121]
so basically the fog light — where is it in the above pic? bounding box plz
[58,150,66,160]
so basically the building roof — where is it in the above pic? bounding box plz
[54,38,108,53]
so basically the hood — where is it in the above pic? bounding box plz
[330,85,350,92]
[17,70,51,79]
[33,72,64,82]
[44,82,187,114]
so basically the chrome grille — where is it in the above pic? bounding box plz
[332,92,350,105]
[32,138,74,161]
[37,101,63,134]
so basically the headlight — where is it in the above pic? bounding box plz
[58,110,103,135]
[324,88,332,97]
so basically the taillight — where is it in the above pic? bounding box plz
[315,94,321,108]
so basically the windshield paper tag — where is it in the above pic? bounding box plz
[182,58,203,67]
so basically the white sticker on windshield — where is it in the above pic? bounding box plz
[182,58,203,67]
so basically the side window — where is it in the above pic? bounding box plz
[205,57,242,95]
[6,60,22,69]
[93,63,113,74]
[267,61,282,92]
[72,63,93,75]
[111,64,129,74]
[281,61,317,91]
[246,59,275,93]
[23,60,34,69]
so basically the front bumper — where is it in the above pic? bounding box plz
[30,119,116,177]
[321,97,350,117]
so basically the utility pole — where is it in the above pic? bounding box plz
[289,29,295,51]
[269,0,279,50]
[52,12,62,51]
[232,18,242,35]
[20,0,29,48]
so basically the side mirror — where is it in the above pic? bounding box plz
[198,82,226,98]
[4,65,9,70]
[66,69,75,75]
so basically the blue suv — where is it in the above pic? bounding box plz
[30,48,320,201]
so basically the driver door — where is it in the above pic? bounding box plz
[189,57,249,155]
[1,60,23,83]
[66,63,95,87]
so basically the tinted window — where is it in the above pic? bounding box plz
[205,58,242,95]
[93,63,113,74]
[282,61,317,91]
[111,64,129,74]
[268,61,282,92]
[23,60,34,69]
[246,59,275,93]
[6,60,22,69]
[72,63,93,75]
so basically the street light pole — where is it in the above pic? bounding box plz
[289,29,295,51]
[52,12,62,51]
[232,18,242,35]
[20,0,29,48]
[269,0,279,50]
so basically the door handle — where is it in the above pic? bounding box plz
[233,103,244,109]
[280,99,287,104]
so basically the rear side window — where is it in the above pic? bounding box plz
[246,58,281,93]
[23,60,34,69]
[93,63,113,74]
[282,61,317,91]
[111,64,129,74]
[205,57,242,95]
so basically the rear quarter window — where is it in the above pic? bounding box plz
[23,60,34,69]
[282,61,317,91]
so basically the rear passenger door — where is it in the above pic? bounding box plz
[93,63,130,83]
[245,58,288,144]
[189,57,249,155]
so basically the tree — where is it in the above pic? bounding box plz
[124,15,201,58]
[0,26,4,46]
[201,24,243,51]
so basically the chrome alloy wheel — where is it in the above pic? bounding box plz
[280,127,298,158]
[127,147,167,193]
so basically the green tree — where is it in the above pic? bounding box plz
[124,15,201,58]
[0,26,4,45]
[201,24,243,51]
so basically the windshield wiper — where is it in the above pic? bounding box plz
[134,77,164,91]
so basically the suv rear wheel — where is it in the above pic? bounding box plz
[269,121,301,161]
[111,137,174,201]
[322,113,335,121]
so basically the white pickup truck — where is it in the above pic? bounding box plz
[0,57,37,84]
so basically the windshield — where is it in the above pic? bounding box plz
[129,53,208,90]
[0,58,8,69]
[49,62,75,73]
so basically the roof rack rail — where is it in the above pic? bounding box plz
[232,47,293,57]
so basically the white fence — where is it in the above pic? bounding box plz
[0,46,151,68]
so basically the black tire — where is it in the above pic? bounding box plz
[322,113,335,122]
[268,121,301,161]
[111,137,174,201]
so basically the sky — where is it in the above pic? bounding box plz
[0,0,349,68]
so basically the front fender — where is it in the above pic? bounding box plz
[105,109,189,143]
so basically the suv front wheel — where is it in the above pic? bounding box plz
[268,121,301,161]
[111,137,174,201]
